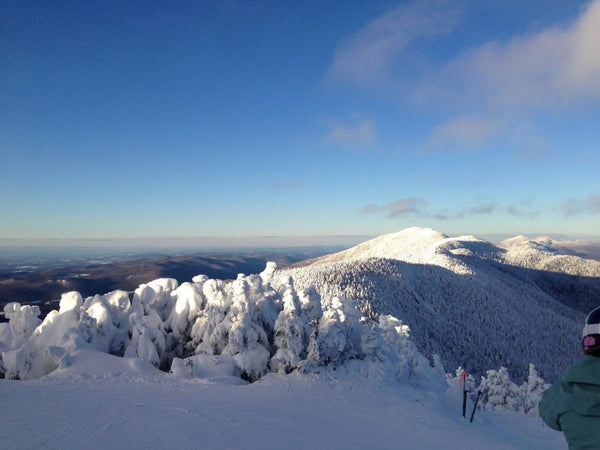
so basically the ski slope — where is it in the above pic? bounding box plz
[0,349,566,449]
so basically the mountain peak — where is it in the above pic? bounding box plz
[302,227,488,273]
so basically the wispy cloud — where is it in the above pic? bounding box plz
[361,198,427,218]
[467,202,498,216]
[420,0,600,110]
[272,180,302,191]
[424,0,600,151]
[507,199,539,218]
[324,118,378,148]
[420,0,600,152]
[562,194,600,216]
[590,195,600,213]
[434,201,498,220]
[562,198,586,216]
[424,115,503,153]
[363,197,549,221]
[328,0,461,87]
[330,0,600,154]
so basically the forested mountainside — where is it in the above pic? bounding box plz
[279,228,600,382]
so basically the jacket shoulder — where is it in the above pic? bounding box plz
[539,383,564,431]
[562,355,600,385]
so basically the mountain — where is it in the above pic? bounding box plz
[279,227,600,382]
[0,228,589,448]
[499,235,600,262]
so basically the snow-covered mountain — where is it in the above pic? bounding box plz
[2,227,589,448]
[279,227,600,382]
[499,235,600,263]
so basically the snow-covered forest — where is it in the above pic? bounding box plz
[281,228,600,382]
[0,262,436,383]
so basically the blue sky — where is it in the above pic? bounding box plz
[1,0,599,246]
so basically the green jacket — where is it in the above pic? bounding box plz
[539,355,600,449]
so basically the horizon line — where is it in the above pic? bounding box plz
[1,229,600,249]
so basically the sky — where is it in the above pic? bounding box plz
[1,0,599,246]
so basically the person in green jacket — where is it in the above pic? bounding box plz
[540,306,600,449]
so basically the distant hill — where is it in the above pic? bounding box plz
[278,227,600,382]
[499,235,600,262]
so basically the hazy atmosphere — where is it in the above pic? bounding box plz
[2,0,599,245]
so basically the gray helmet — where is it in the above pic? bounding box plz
[582,306,600,356]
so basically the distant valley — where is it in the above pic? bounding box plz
[0,247,341,320]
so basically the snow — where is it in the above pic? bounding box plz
[302,227,510,276]
[499,235,600,271]
[0,349,566,450]
[281,228,600,382]
[2,227,592,449]
[307,227,600,277]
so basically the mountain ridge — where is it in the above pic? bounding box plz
[278,227,600,382]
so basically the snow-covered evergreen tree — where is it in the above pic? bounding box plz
[221,275,271,381]
[313,296,363,366]
[124,282,172,368]
[478,367,523,411]
[270,277,308,373]
[189,278,231,355]
[522,363,550,415]
[0,303,42,351]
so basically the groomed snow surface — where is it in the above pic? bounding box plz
[0,349,565,449]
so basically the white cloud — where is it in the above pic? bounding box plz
[330,0,600,154]
[325,118,378,148]
[418,0,600,152]
[418,0,600,110]
[556,1,600,97]
[361,198,427,218]
[328,0,461,87]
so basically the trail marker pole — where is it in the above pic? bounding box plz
[460,370,468,418]
[470,390,481,423]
